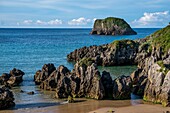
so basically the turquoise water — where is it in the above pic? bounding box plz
[0,28,160,109]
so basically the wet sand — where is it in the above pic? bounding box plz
[89,104,170,113]
[1,98,170,113]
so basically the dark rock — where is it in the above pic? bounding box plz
[75,63,105,99]
[0,87,15,109]
[34,63,56,85]
[35,61,105,100]
[112,75,132,99]
[91,17,137,35]
[143,58,170,106]
[67,40,139,66]
[40,65,70,91]
[27,91,35,95]
[0,68,25,87]
[101,71,113,99]
[20,90,24,93]
[131,68,147,96]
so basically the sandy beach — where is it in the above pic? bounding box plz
[1,99,170,113]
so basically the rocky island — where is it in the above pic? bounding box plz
[90,17,137,35]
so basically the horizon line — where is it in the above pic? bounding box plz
[0,27,162,29]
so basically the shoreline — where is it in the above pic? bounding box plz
[1,99,170,113]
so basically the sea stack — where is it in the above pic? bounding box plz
[91,17,137,35]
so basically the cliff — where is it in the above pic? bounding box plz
[91,17,137,35]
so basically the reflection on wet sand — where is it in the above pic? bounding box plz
[0,98,143,113]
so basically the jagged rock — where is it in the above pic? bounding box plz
[0,68,25,87]
[35,61,105,100]
[91,17,137,35]
[143,55,170,106]
[75,63,105,99]
[101,71,113,98]
[112,75,132,99]
[0,87,15,109]
[55,62,105,99]
[67,40,139,66]
[34,63,56,85]
[131,68,148,96]
[40,65,70,91]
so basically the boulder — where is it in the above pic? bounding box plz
[40,65,70,91]
[0,87,15,109]
[34,63,56,85]
[112,75,132,99]
[131,68,148,96]
[75,63,105,99]
[0,68,25,87]
[101,71,113,99]
[27,91,35,95]
[91,17,137,35]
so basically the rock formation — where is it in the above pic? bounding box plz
[35,62,105,100]
[35,25,170,105]
[91,17,137,35]
[34,63,56,85]
[0,87,15,109]
[67,40,139,66]
[113,75,132,99]
[67,25,170,106]
[0,68,25,87]
[137,26,170,106]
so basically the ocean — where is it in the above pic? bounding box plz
[0,28,160,109]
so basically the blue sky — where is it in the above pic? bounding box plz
[0,0,170,28]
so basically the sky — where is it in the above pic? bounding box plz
[0,0,170,28]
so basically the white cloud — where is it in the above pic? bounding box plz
[23,20,33,24]
[20,19,63,26]
[68,17,91,25]
[36,20,46,25]
[47,19,62,25]
[132,11,170,27]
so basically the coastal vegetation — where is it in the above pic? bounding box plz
[91,17,137,35]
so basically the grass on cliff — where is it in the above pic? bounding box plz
[110,39,138,49]
[95,17,130,29]
[78,58,94,67]
[148,25,170,54]
[157,60,169,75]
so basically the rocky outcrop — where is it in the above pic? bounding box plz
[130,68,148,96]
[131,26,170,106]
[0,87,15,109]
[67,25,170,106]
[40,65,70,91]
[113,75,132,99]
[73,62,105,99]
[67,40,139,66]
[34,63,56,85]
[0,68,25,87]
[35,61,135,100]
[35,25,170,104]
[101,71,113,99]
[34,62,105,100]
[91,17,137,35]
[142,50,170,106]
